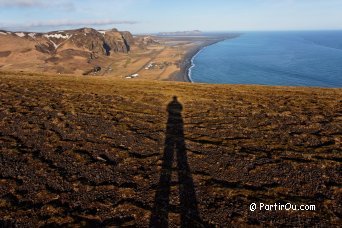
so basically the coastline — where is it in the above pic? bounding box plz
[169,36,237,82]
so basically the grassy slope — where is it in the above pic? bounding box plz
[0,72,341,226]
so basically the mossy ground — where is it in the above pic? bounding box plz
[0,71,341,226]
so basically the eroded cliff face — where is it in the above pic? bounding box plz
[69,28,107,55]
[52,28,134,55]
[120,31,135,47]
[103,29,132,54]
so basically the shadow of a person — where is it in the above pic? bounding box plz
[150,96,204,227]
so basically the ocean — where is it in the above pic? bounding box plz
[190,31,342,88]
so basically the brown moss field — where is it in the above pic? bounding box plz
[0,72,341,227]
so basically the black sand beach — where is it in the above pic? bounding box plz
[168,34,239,82]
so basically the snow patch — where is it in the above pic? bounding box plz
[15,32,26,37]
[28,33,36,38]
[99,30,106,35]
[0,32,7,35]
[50,40,58,49]
[44,34,71,39]
[46,34,73,49]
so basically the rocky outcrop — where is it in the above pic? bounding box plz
[103,29,130,54]
[120,31,135,46]
[69,28,108,55]
[66,28,133,56]
[136,36,159,48]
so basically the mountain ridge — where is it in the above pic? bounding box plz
[0,27,134,56]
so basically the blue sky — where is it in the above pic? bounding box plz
[1,0,342,33]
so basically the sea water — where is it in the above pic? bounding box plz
[190,31,342,88]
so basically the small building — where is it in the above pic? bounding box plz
[125,73,139,79]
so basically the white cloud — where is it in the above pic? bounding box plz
[28,19,138,27]
[0,0,74,10]
[0,0,43,7]
[0,19,138,31]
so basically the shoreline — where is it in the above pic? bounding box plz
[169,36,237,82]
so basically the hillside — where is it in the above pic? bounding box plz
[0,71,341,227]
[0,28,134,55]
[0,28,158,76]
